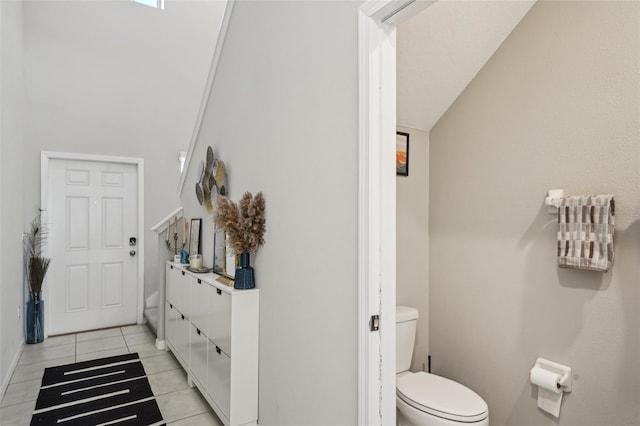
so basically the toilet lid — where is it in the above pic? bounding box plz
[397,372,488,423]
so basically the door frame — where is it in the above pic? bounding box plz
[357,1,435,424]
[41,151,145,337]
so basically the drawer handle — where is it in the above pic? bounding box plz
[197,279,202,284]
[181,271,185,276]
[216,346,221,355]
[169,303,173,309]
[216,289,222,295]
[170,265,174,269]
[181,314,185,320]
[197,329,201,335]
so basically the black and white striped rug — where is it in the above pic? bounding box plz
[31,353,164,425]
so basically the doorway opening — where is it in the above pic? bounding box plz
[357,1,433,424]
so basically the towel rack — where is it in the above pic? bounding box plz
[544,189,564,214]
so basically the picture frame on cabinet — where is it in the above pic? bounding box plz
[190,218,202,255]
[213,227,237,280]
[213,227,225,275]
[225,232,237,279]
[396,131,409,176]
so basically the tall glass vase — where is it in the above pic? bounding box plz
[234,252,255,290]
[26,292,44,344]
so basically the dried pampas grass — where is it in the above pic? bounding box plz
[214,192,266,254]
[24,210,51,295]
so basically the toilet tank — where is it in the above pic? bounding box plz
[396,306,419,373]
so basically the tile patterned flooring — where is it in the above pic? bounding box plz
[0,324,223,426]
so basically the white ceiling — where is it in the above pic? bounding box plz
[397,0,537,132]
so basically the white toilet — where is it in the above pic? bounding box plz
[396,306,489,426]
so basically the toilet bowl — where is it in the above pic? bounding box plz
[396,306,488,426]
[396,371,488,426]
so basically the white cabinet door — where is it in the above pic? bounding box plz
[190,324,208,386]
[208,287,232,356]
[191,276,208,332]
[165,302,177,346]
[175,269,190,317]
[175,311,191,365]
[166,264,173,304]
[167,264,181,306]
[207,340,231,420]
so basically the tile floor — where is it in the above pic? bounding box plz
[0,324,223,426]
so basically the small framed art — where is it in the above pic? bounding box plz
[396,131,409,176]
[189,218,202,255]
[213,227,225,275]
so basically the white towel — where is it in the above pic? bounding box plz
[557,195,614,272]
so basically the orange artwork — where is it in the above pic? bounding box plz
[396,132,409,176]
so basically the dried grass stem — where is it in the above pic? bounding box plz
[214,192,266,254]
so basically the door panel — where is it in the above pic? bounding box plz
[67,197,90,249]
[102,198,124,248]
[48,159,138,335]
[66,265,89,312]
[66,169,89,185]
[102,262,123,308]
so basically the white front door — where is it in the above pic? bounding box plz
[47,158,139,335]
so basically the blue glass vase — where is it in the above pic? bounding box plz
[26,293,44,344]
[234,253,255,290]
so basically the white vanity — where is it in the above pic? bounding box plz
[164,262,259,426]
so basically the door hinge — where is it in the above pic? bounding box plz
[370,314,380,331]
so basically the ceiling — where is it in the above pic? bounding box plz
[397,0,537,132]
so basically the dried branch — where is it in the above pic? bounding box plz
[24,209,51,295]
[214,192,266,254]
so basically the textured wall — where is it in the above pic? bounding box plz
[179,2,361,424]
[429,1,639,425]
[0,0,26,394]
[396,126,429,373]
[21,0,222,301]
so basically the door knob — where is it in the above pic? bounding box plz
[130,250,136,256]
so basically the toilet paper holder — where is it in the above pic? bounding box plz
[531,357,572,392]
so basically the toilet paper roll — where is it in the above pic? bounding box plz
[530,367,563,417]
[530,368,561,393]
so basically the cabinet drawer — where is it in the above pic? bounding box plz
[166,264,175,304]
[191,276,208,331]
[175,312,191,365]
[207,340,231,420]
[190,324,207,384]
[167,264,190,316]
[208,286,231,356]
[175,269,191,317]
[165,302,177,346]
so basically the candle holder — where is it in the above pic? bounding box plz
[166,231,186,261]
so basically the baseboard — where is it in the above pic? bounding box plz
[155,339,166,351]
[1,342,24,400]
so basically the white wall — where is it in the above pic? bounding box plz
[396,126,429,372]
[21,0,224,302]
[430,1,639,425]
[180,1,362,424]
[0,0,26,395]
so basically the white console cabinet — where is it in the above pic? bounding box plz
[165,262,259,426]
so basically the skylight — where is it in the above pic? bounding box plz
[132,0,164,10]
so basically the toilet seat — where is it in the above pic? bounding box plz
[397,372,488,423]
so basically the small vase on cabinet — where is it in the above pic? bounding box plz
[234,252,255,289]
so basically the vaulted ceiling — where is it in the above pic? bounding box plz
[397,0,537,132]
